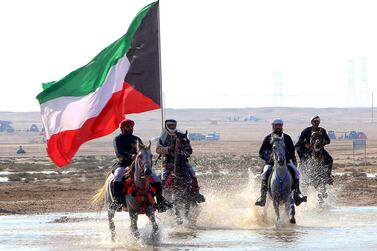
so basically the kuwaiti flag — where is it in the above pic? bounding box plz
[36,1,160,167]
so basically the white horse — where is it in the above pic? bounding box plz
[268,134,296,224]
[92,142,158,240]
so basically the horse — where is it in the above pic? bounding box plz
[299,130,332,205]
[91,141,158,240]
[267,133,296,224]
[163,131,200,225]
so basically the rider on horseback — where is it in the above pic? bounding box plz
[295,115,333,184]
[156,119,205,203]
[112,119,172,212]
[255,118,307,207]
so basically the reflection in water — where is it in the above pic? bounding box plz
[260,228,304,243]
[168,229,198,240]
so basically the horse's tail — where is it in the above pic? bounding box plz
[90,170,112,211]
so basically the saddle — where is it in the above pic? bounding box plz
[122,172,157,213]
[164,173,174,189]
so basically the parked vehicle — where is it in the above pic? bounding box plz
[188,133,206,141]
[357,132,367,140]
[205,132,220,141]
[337,131,367,140]
[328,130,336,140]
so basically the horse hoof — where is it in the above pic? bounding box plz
[290,218,296,224]
[134,232,140,239]
[131,229,140,239]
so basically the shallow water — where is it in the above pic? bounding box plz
[1,205,377,251]
[2,174,377,250]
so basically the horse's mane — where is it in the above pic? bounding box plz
[175,131,188,139]
[135,140,151,152]
[270,133,284,144]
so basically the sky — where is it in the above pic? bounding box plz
[0,0,376,112]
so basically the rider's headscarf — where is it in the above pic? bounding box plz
[120,119,135,133]
[165,119,177,134]
[159,119,178,144]
[271,118,284,125]
[310,115,320,123]
[271,118,284,135]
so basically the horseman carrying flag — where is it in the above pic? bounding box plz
[37,0,170,216]
[112,119,172,212]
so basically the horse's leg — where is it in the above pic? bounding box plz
[174,202,183,225]
[108,209,116,242]
[323,184,328,199]
[288,194,296,224]
[184,200,190,219]
[262,199,269,223]
[129,211,140,239]
[188,201,199,226]
[318,183,327,206]
[273,199,280,224]
[146,209,159,236]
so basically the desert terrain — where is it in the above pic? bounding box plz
[1,107,377,214]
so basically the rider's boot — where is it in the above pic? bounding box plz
[154,182,173,212]
[255,179,268,207]
[191,177,205,203]
[111,181,125,212]
[293,178,307,206]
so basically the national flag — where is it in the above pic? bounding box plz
[36,1,160,167]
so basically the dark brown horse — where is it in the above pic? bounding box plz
[300,130,332,205]
[163,131,200,225]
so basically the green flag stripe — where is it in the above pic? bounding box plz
[36,2,157,104]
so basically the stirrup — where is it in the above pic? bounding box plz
[195,193,205,203]
[255,196,266,207]
[157,199,173,213]
[294,192,307,206]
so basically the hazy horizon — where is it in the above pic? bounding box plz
[0,106,375,114]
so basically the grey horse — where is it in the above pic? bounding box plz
[92,141,158,240]
[268,134,296,224]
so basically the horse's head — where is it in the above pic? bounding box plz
[310,130,324,155]
[175,130,192,158]
[135,141,153,177]
[270,133,286,166]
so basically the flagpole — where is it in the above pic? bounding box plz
[157,0,164,130]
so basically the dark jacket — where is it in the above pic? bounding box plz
[259,133,296,165]
[298,127,330,145]
[113,132,143,167]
